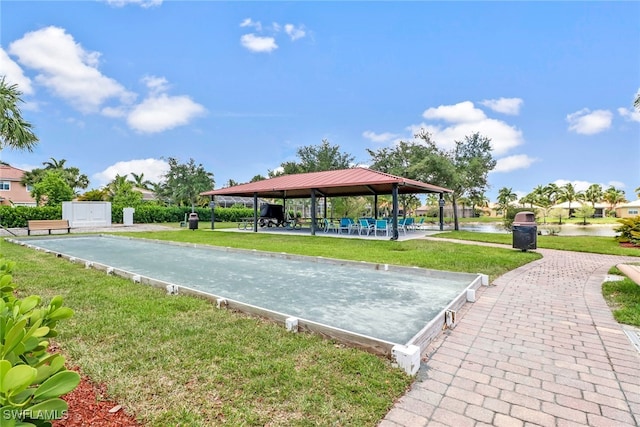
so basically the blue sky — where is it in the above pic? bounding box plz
[1,0,639,202]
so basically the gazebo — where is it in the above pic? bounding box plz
[200,167,452,240]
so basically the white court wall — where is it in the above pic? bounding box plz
[62,201,112,227]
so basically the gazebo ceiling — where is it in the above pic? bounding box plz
[201,167,452,199]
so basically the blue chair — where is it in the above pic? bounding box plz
[398,218,408,235]
[324,218,338,233]
[339,218,356,234]
[358,218,374,236]
[374,219,389,237]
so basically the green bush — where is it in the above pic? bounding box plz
[615,216,640,245]
[0,205,255,228]
[0,256,79,426]
[0,207,62,228]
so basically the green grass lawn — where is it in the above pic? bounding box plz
[431,230,640,257]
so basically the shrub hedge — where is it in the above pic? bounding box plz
[0,205,255,228]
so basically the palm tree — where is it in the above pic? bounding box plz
[468,192,489,217]
[635,186,640,199]
[583,184,603,211]
[130,172,153,190]
[0,77,39,152]
[43,157,67,169]
[519,192,537,208]
[602,186,627,216]
[496,187,517,216]
[557,183,583,217]
[544,183,560,206]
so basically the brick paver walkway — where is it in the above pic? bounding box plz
[381,248,640,427]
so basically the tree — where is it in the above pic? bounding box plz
[368,131,495,230]
[31,170,74,206]
[602,186,627,216]
[468,192,489,217]
[77,188,107,201]
[250,175,266,183]
[496,187,517,216]
[574,204,595,225]
[43,157,67,169]
[368,135,446,220]
[270,139,354,176]
[130,172,153,190]
[106,174,143,207]
[158,157,215,211]
[583,183,603,214]
[21,158,89,194]
[635,186,640,199]
[530,185,552,224]
[557,183,583,217]
[544,183,561,206]
[0,77,38,152]
[519,193,537,208]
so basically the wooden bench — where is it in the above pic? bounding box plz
[27,220,71,236]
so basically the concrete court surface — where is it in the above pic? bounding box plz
[381,243,640,427]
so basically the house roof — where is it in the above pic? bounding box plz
[0,165,26,181]
[200,167,452,199]
[617,199,640,208]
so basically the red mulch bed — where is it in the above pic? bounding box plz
[51,366,142,427]
[620,242,640,249]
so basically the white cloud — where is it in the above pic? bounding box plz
[103,0,162,8]
[411,101,524,155]
[480,97,523,115]
[617,107,640,122]
[93,158,169,187]
[141,75,170,96]
[240,18,262,31]
[240,34,278,53]
[552,179,597,193]
[284,24,306,41]
[423,101,486,123]
[362,130,399,143]
[566,108,612,135]
[0,48,33,95]
[8,26,135,113]
[127,93,206,133]
[492,154,538,173]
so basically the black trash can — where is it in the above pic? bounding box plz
[188,213,199,230]
[512,211,537,251]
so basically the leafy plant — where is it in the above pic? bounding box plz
[614,216,640,245]
[0,256,79,426]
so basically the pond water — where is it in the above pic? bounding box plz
[422,223,618,237]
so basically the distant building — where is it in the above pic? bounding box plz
[615,200,640,218]
[0,165,37,206]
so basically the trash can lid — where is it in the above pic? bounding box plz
[513,211,536,225]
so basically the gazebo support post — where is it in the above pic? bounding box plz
[374,195,378,218]
[391,184,399,240]
[439,192,445,231]
[253,193,258,232]
[310,190,317,236]
[210,196,215,230]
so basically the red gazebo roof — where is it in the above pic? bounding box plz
[201,167,452,199]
